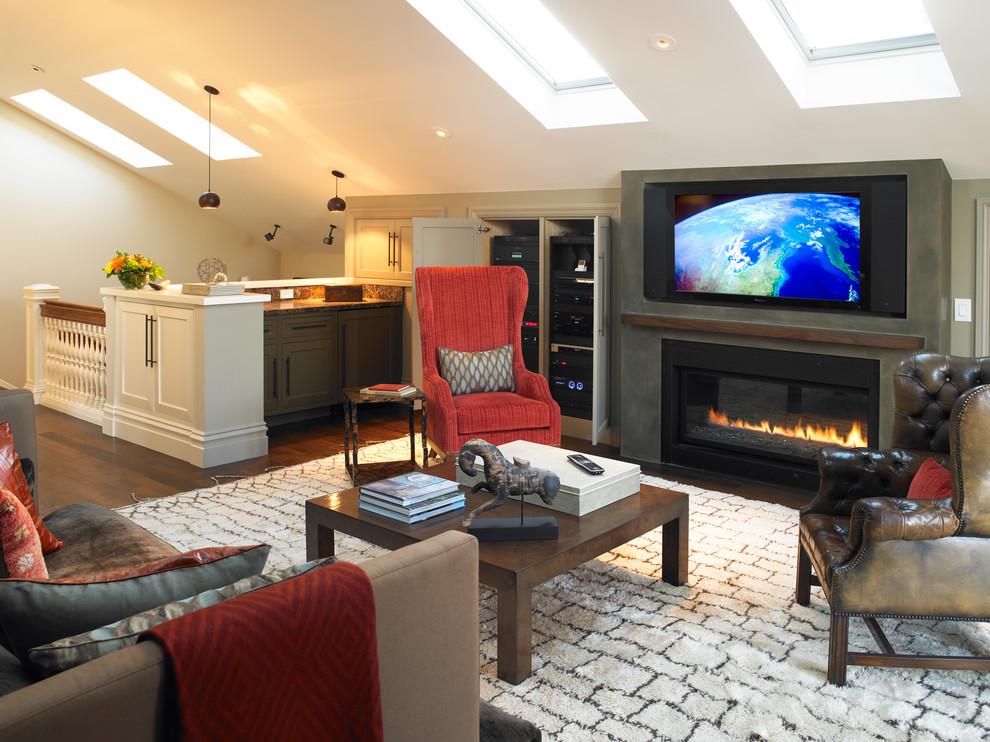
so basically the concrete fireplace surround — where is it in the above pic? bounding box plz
[618,159,952,470]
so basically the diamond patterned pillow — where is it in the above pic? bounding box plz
[438,345,515,396]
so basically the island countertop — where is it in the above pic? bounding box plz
[262,298,403,315]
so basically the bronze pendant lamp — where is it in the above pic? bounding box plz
[198,85,220,209]
[327,170,346,212]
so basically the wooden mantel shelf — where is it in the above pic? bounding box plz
[620,314,925,351]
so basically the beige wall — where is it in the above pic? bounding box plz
[950,179,990,356]
[0,102,283,389]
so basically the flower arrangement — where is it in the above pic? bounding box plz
[104,251,166,289]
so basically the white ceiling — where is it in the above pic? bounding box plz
[3,0,989,251]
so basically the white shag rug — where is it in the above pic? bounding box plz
[116,439,990,742]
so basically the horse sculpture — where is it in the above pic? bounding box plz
[458,439,560,527]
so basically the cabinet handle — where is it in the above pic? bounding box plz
[598,254,605,337]
[285,357,290,396]
[389,232,395,267]
[290,323,329,331]
[145,315,157,367]
[272,358,277,398]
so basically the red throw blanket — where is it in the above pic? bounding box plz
[141,561,383,742]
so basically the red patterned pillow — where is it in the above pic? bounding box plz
[0,486,48,579]
[0,422,63,554]
[907,458,952,500]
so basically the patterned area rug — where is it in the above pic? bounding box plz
[117,439,990,741]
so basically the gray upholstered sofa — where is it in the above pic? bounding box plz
[0,389,482,741]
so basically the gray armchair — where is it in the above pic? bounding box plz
[796,353,990,685]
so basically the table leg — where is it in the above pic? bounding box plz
[344,400,353,480]
[496,581,533,684]
[350,401,360,484]
[408,401,416,465]
[305,521,337,561]
[661,500,690,586]
[420,399,428,464]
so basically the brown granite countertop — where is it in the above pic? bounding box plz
[263,298,403,316]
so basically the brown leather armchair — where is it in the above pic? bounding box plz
[796,352,990,685]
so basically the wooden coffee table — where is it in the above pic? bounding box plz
[306,459,689,684]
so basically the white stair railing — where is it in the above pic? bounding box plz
[24,286,107,424]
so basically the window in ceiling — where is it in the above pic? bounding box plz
[85,70,260,160]
[406,0,645,129]
[771,0,938,61]
[11,90,171,168]
[730,0,959,108]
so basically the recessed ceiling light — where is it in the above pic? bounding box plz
[84,69,260,161]
[11,89,171,168]
[648,34,678,52]
[432,127,451,139]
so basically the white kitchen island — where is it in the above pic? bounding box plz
[100,286,270,468]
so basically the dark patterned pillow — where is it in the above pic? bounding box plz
[26,556,335,678]
[0,544,270,662]
[438,345,515,396]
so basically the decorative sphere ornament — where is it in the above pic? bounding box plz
[197,257,228,285]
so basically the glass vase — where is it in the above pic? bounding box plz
[118,273,149,290]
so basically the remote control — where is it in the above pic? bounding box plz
[567,453,605,475]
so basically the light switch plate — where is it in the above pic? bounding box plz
[279,288,294,300]
[954,297,972,322]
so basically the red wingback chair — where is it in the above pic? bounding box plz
[415,265,560,457]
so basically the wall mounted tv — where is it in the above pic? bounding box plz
[643,175,907,316]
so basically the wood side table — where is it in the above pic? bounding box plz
[343,387,428,485]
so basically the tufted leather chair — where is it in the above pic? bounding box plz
[796,352,990,685]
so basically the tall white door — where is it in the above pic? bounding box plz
[410,218,484,388]
[592,216,611,446]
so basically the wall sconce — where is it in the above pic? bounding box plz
[323,225,337,245]
[198,85,220,209]
[264,224,281,241]
[327,170,346,212]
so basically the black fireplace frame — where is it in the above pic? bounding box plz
[661,340,881,491]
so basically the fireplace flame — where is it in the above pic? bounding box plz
[707,408,867,448]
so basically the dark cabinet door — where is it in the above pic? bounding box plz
[281,338,336,411]
[263,343,278,415]
[338,307,401,389]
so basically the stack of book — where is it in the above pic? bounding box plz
[358,472,464,523]
[359,383,417,397]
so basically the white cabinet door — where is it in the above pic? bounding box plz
[354,219,397,279]
[355,218,415,280]
[154,304,195,424]
[410,217,484,387]
[118,300,155,413]
[592,216,610,446]
[395,219,414,281]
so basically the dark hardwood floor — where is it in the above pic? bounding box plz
[35,404,811,515]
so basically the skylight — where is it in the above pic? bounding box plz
[462,0,610,91]
[771,0,938,60]
[11,90,171,168]
[406,0,645,129]
[730,0,959,108]
[84,69,260,161]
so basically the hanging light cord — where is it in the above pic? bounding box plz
[206,91,213,191]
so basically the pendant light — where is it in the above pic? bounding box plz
[327,170,346,212]
[198,85,220,209]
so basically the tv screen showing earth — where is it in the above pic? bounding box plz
[673,192,860,302]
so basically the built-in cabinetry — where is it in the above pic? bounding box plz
[477,215,611,445]
[353,218,413,281]
[264,304,403,422]
[116,300,195,425]
[264,312,339,416]
[101,288,269,468]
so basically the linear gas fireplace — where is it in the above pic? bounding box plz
[661,340,880,490]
